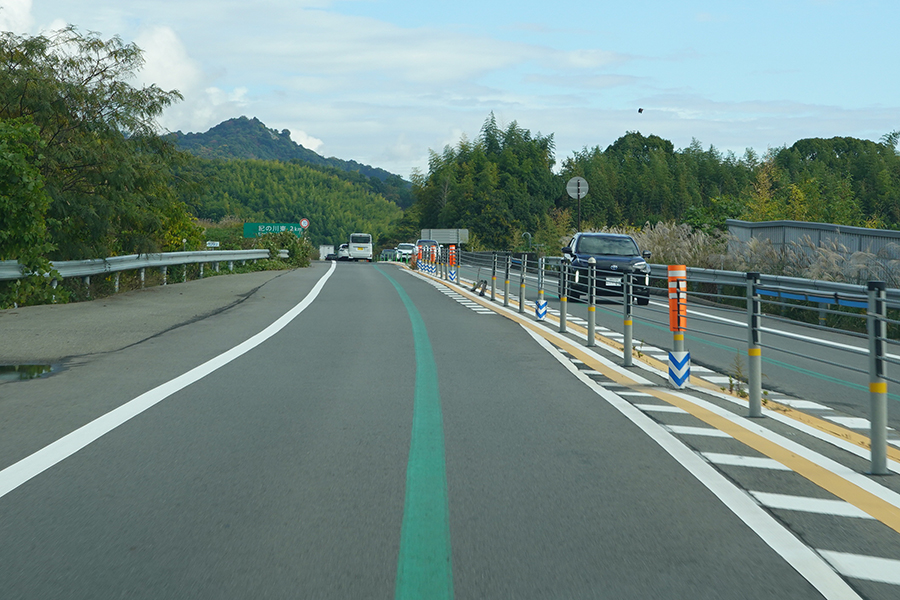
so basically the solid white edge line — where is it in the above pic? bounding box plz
[520,325,863,600]
[0,261,338,499]
[429,270,900,474]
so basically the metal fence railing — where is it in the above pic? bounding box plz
[0,249,287,284]
[409,248,898,476]
[0,249,289,305]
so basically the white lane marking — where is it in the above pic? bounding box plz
[774,399,831,410]
[750,492,875,519]
[617,391,653,397]
[666,425,732,438]
[819,551,900,585]
[824,417,870,429]
[703,453,793,471]
[635,404,688,414]
[521,325,863,600]
[702,376,734,385]
[0,262,338,500]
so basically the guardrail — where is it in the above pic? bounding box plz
[414,249,899,475]
[0,249,288,284]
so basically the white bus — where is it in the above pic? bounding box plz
[348,233,373,262]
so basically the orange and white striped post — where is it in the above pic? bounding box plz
[449,245,457,283]
[668,265,690,388]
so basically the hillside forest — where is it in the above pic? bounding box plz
[2,27,900,307]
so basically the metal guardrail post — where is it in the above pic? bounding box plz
[162,266,167,285]
[623,272,633,367]
[491,253,497,302]
[747,272,763,418]
[868,280,889,475]
[518,256,526,314]
[587,258,596,346]
[559,263,568,333]
[504,255,511,307]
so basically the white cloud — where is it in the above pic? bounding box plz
[0,0,34,33]
[285,128,324,152]
[134,26,203,95]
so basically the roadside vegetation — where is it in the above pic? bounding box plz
[3,25,900,309]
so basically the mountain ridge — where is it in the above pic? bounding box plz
[169,116,401,182]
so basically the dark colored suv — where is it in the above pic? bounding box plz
[560,232,652,304]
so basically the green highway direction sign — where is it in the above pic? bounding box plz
[243,220,309,238]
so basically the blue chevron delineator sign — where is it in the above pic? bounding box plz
[536,300,548,320]
[449,268,457,282]
[668,351,690,388]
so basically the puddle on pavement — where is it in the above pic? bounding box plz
[0,364,56,382]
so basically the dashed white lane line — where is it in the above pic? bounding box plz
[665,425,732,438]
[750,492,875,519]
[617,391,653,397]
[819,551,900,586]
[703,376,734,385]
[702,453,793,471]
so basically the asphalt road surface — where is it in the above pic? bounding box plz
[0,262,890,598]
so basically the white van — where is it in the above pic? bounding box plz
[348,233,373,262]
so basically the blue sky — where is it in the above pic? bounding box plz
[2,0,897,177]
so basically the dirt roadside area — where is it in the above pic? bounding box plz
[0,271,288,364]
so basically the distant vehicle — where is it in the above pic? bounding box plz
[337,243,350,261]
[396,243,416,259]
[380,248,400,261]
[561,232,651,305]
[325,252,337,261]
[348,233,373,262]
[319,245,335,261]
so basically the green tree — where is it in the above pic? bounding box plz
[408,114,560,249]
[0,27,195,259]
[0,117,65,307]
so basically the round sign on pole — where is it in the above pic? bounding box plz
[566,176,589,200]
[300,218,310,229]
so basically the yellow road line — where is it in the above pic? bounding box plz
[423,271,900,532]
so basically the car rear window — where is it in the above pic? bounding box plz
[577,236,638,256]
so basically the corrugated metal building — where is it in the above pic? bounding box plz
[727,219,900,256]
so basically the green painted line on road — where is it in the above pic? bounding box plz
[377,266,454,600]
